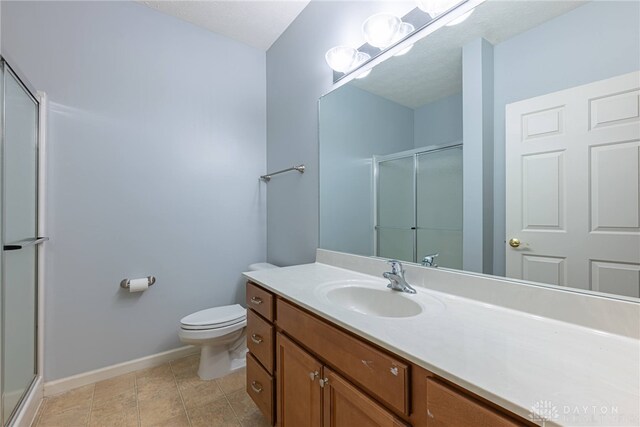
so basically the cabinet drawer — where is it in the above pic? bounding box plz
[247,309,274,373]
[247,353,275,426]
[246,281,274,321]
[426,378,524,427]
[277,300,409,416]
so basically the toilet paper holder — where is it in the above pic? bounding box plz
[120,276,156,289]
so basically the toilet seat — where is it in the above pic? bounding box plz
[178,318,247,343]
[180,304,246,331]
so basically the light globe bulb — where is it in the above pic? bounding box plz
[352,51,371,68]
[325,46,358,73]
[352,51,372,78]
[362,13,402,49]
[416,0,459,18]
[392,22,415,56]
[356,69,372,79]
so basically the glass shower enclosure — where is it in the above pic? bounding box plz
[0,58,42,425]
[374,145,463,269]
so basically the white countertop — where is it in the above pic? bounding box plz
[244,262,640,427]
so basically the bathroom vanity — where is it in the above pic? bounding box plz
[243,252,640,427]
[246,281,528,426]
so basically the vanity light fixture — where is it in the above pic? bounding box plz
[393,22,416,56]
[353,52,372,79]
[356,69,372,79]
[416,0,456,18]
[416,0,474,24]
[325,47,373,76]
[325,46,358,73]
[326,14,412,74]
[362,13,402,49]
[325,0,472,82]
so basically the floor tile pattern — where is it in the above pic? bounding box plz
[33,355,269,427]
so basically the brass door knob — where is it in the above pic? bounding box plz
[509,238,521,248]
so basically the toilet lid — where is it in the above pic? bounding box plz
[180,304,246,330]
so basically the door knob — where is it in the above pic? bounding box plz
[509,238,521,248]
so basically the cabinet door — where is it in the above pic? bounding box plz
[276,333,323,427]
[322,368,408,427]
[426,378,525,427]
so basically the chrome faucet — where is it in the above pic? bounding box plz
[421,253,439,267]
[383,260,416,294]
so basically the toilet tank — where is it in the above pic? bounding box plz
[248,262,278,271]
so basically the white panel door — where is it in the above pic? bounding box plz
[506,71,640,297]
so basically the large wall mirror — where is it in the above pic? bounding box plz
[319,0,640,300]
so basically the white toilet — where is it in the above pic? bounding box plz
[178,262,278,380]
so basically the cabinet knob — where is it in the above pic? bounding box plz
[319,378,329,388]
[250,381,263,394]
[309,371,319,381]
[250,296,263,305]
[250,334,263,344]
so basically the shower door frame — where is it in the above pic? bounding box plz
[0,55,46,427]
[372,142,463,263]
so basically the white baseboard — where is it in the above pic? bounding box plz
[43,345,198,397]
[9,376,43,427]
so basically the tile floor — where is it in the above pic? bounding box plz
[32,354,270,427]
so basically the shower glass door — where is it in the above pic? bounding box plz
[416,147,463,269]
[375,145,463,267]
[1,61,39,424]
[376,156,415,262]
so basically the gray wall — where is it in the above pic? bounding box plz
[492,0,640,275]
[319,85,414,256]
[463,38,494,274]
[413,93,463,148]
[266,1,413,267]
[2,1,266,380]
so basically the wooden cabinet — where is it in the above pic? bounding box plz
[247,309,274,373]
[246,282,277,426]
[245,281,532,427]
[276,333,323,427]
[246,282,274,321]
[276,332,406,427]
[247,353,274,425]
[323,368,409,427]
[277,299,410,416]
[425,378,525,427]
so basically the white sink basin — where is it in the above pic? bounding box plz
[316,280,426,318]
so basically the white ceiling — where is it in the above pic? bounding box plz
[140,1,310,50]
[352,0,587,108]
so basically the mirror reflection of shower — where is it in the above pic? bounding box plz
[375,145,463,269]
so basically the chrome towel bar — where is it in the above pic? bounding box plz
[260,164,305,182]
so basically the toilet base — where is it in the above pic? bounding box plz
[197,344,247,380]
